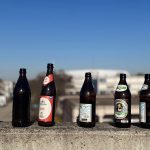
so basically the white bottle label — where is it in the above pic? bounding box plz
[39,96,53,122]
[43,74,54,86]
[140,102,146,123]
[79,104,92,122]
[141,84,148,91]
[116,85,127,92]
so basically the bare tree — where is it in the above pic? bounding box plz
[0,79,4,94]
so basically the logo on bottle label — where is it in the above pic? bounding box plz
[141,84,148,91]
[140,102,146,123]
[115,99,128,119]
[39,96,54,122]
[43,74,54,86]
[79,104,92,122]
[116,85,127,92]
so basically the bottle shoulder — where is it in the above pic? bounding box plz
[80,89,96,102]
[81,82,95,92]
[14,87,31,95]
[115,90,131,99]
[140,89,150,97]
[80,90,96,97]
[81,86,95,93]
[41,83,56,96]
[14,78,31,94]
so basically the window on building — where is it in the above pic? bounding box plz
[99,78,106,83]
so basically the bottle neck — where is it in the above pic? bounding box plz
[85,77,92,82]
[46,68,53,76]
[83,77,93,88]
[144,78,150,84]
[119,77,127,85]
[80,76,95,95]
[19,73,26,78]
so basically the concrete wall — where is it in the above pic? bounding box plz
[0,122,149,150]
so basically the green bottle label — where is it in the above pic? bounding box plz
[115,99,128,119]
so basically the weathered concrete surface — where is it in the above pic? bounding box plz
[0,122,149,150]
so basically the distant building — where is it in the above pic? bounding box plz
[65,69,144,95]
[0,80,13,101]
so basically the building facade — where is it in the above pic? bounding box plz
[65,69,144,95]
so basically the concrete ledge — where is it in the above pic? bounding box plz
[0,122,149,150]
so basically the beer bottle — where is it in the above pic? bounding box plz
[38,63,56,127]
[78,72,96,128]
[140,74,150,128]
[12,68,31,127]
[114,74,131,128]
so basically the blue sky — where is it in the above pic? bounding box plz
[0,0,150,81]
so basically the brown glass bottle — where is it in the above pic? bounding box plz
[38,64,56,127]
[77,72,96,128]
[12,69,31,127]
[114,74,131,128]
[140,74,150,128]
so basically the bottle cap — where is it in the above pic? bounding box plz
[145,74,150,79]
[47,63,54,69]
[85,72,92,77]
[20,68,26,74]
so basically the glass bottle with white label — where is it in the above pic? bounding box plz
[140,74,150,128]
[38,64,56,127]
[114,74,131,128]
[77,72,96,128]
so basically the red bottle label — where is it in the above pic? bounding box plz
[43,74,54,86]
[39,96,54,122]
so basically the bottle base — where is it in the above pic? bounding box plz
[140,123,150,129]
[77,121,95,128]
[115,123,131,128]
[12,121,30,127]
[38,121,55,127]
